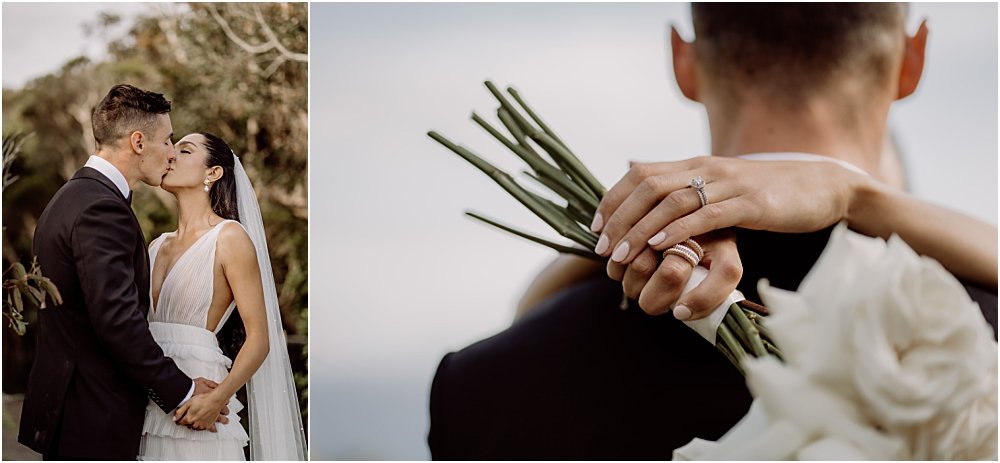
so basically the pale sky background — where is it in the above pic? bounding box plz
[310,3,997,460]
[2,3,166,89]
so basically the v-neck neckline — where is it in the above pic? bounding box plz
[151,221,227,312]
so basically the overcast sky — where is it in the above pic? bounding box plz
[309,3,997,460]
[2,3,160,88]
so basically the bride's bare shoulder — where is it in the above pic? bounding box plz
[216,220,256,265]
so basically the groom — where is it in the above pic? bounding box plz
[429,3,998,460]
[18,84,222,460]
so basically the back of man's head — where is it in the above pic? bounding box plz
[92,84,171,150]
[691,3,908,101]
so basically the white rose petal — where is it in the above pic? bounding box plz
[676,223,997,460]
[846,234,996,427]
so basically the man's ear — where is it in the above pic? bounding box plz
[129,131,145,154]
[897,19,928,100]
[671,25,699,102]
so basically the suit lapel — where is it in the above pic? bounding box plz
[73,167,144,235]
[73,167,128,202]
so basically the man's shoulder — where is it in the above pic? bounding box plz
[429,276,748,459]
[441,277,624,372]
[47,169,122,207]
[433,276,700,389]
[38,173,133,239]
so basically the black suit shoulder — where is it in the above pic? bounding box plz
[429,277,749,460]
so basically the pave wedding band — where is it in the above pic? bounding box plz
[663,243,700,268]
[683,238,704,260]
[689,176,708,207]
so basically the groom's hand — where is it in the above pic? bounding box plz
[193,377,219,396]
[175,391,229,432]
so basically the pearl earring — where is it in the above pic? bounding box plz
[204,179,210,192]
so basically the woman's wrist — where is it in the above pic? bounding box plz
[845,173,894,239]
[208,386,231,406]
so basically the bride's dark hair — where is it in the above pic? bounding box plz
[199,132,246,359]
[200,132,240,222]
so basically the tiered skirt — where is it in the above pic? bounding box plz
[138,322,249,461]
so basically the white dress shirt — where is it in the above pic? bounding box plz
[82,155,195,407]
[83,155,131,199]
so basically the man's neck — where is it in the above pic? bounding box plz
[94,150,138,189]
[704,92,890,181]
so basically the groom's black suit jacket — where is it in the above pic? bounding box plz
[18,167,191,460]
[428,228,998,460]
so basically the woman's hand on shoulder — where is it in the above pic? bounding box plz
[592,156,868,266]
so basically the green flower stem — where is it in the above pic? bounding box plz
[471,111,598,211]
[529,131,607,198]
[497,108,528,143]
[762,339,783,361]
[754,316,776,345]
[565,204,594,228]
[486,80,605,200]
[730,302,768,357]
[507,86,571,152]
[484,81,539,140]
[429,131,597,248]
[717,323,747,368]
[716,325,747,376]
[525,190,598,248]
[465,212,602,261]
[523,171,597,216]
[723,310,756,356]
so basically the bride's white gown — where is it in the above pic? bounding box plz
[139,220,249,461]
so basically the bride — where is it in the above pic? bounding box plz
[137,132,306,460]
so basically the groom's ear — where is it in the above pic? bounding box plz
[130,131,146,154]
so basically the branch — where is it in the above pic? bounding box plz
[208,3,307,72]
[209,4,274,54]
[253,5,307,62]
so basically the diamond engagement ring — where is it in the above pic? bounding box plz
[689,176,708,207]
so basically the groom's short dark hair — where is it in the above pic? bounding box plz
[691,3,908,98]
[92,84,172,148]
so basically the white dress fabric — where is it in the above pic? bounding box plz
[138,220,248,461]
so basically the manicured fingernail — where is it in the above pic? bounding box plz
[648,232,666,246]
[611,241,630,262]
[595,234,610,254]
[673,305,692,320]
[590,213,604,232]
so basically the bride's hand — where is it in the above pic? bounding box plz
[174,391,229,432]
[607,230,742,320]
[591,156,866,265]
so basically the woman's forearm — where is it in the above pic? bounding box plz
[848,179,998,288]
[211,330,270,401]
